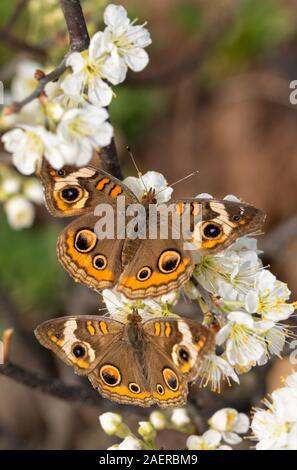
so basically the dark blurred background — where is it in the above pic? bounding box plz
[0,0,297,449]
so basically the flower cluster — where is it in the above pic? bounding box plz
[251,371,297,449]
[99,408,193,450]
[192,217,295,390]
[1,4,151,175]
[0,165,43,229]
[99,407,250,450]
[61,4,151,107]
[102,172,295,393]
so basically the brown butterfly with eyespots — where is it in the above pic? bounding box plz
[37,158,266,299]
[35,311,215,407]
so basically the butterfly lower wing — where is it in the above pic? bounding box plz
[37,159,137,217]
[174,198,266,253]
[35,316,124,376]
[118,237,194,299]
[57,214,125,290]
[88,341,155,407]
[143,318,215,407]
[144,345,189,407]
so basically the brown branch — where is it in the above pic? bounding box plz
[59,0,90,52]
[99,140,123,180]
[0,362,102,407]
[0,362,149,414]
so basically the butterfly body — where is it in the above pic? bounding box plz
[35,312,215,407]
[38,159,266,299]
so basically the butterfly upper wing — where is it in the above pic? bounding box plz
[143,318,214,375]
[34,316,124,376]
[37,159,138,217]
[173,198,266,254]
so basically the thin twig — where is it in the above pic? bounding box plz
[1,61,66,114]
[2,329,13,364]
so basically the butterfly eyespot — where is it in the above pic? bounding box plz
[158,250,181,274]
[178,347,190,363]
[100,365,121,387]
[128,382,141,394]
[57,169,66,177]
[162,368,179,391]
[93,254,107,270]
[72,343,87,358]
[202,222,222,239]
[74,229,97,253]
[157,384,165,395]
[60,186,82,203]
[137,266,152,281]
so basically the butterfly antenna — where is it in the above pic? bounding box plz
[126,146,148,194]
[155,170,200,198]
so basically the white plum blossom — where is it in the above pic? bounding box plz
[11,59,58,117]
[2,106,113,173]
[23,178,44,204]
[99,412,124,436]
[102,288,178,323]
[102,4,152,84]
[124,171,173,203]
[251,372,297,450]
[138,421,156,442]
[209,408,249,445]
[245,270,295,321]
[0,165,43,230]
[197,353,239,392]
[61,35,113,107]
[109,436,143,450]
[186,407,249,450]
[0,176,21,196]
[171,408,191,428]
[4,195,35,230]
[216,312,268,368]
[56,105,113,166]
[2,125,67,174]
[186,430,230,450]
[194,240,260,302]
[149,411,167,430]
[2,127,44,175]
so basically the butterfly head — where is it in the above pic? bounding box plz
[141,187,157,205]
